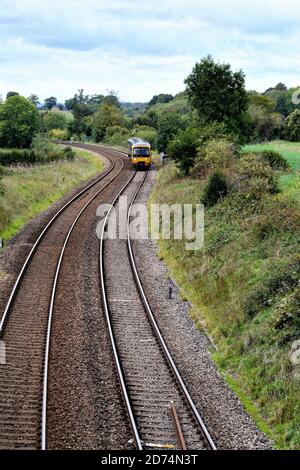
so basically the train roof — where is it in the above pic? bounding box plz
[128,138,150,146]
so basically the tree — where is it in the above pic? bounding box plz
[92,103,124,141]
[103,92,121,108]
[156,111,185,152]
[0,95,40,148]
[6,91,19,99]
[148,94,174,107]
[184,56,248,136]
[248,93,276,113]
[44,96,57,110]
[168,122,233,174]
[28,94,40,107]
[286,110,300,141]
[65,89,89,110]
[167,127,202,174]
[43,111,67,131]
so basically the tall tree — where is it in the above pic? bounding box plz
[0,95,39,148]
[44,96,57,110]
[6,91,19,99]
[184,56,248,136]
[28,94,40,107]
[92,103,124,141]
[43,111,67,131]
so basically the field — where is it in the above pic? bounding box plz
[0,149,103,242]
[150,140,300,449]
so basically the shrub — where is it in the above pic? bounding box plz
[244,260,300,318]
[48,128,69,141]
[235,153,279,198]
[260,150,289,170]
[202,170,229,206]
[63,146,75,161]
[167,127,202,174]
[200,138,239,170]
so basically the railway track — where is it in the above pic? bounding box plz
[0,144,216,450]
[0,145,131,449]
[100,169,217,450]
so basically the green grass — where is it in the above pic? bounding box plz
[150,141,300,449]
[0,148,103,241]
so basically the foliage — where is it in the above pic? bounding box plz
[167,127,202,174]
[184,55,248,136]
[151,139,300,448]
[196,138,239,172]
[6,91,19,99]
[27,94,40,107]
[260,150,289,169]
[286,110,300,142]
[43,111,67,131]
[92,103,125,142]
[148,94,174,107]
[202,170,229,206]
[156,111,185,152]
[44,96,58,110]
[0,95,40,148]
[48,128,69,140]
[247,104,285,142]
[235,153,279,198]
[0,149,103,240]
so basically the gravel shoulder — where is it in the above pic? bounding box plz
[132,168,273,450]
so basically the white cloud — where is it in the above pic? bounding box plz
[0,0,299,101]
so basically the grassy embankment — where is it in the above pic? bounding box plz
[150,140,300,449]
[0,148,103,241]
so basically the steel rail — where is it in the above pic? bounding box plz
[99,171,144,450]
[127,171,217,451]
[0,148,117,335]
[41,149,126,449]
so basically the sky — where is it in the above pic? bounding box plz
[0,0,300,103]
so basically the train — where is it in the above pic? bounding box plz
[127,138,151,169]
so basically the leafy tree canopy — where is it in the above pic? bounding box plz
[44,96,58,110]
[184,55,248,136]
[0,95,40,148]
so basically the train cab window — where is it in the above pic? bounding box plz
[133,148,150,156]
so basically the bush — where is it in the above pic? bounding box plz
[197,138,239,171]
[48,128,69,141]
[260,150,289,169]
[235,153,279,198]
[63,146,75,161]
[202,170,229,206]
[0,149,37,165]
[167,127,202,174]
[244,260,300,319]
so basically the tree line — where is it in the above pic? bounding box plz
[0,56,299,159]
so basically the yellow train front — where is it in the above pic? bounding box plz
[127,138,151,169]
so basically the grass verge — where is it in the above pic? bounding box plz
[150,140,300,449]
[0,149,103,241]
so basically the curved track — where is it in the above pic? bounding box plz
[0,145,129,449]
[99,169,217,450]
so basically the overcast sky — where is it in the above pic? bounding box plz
[0,0,299,103]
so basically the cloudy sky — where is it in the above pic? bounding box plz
[0,0,299,103]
